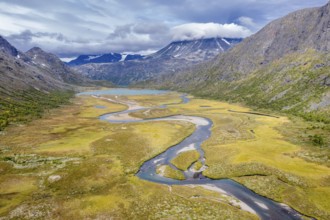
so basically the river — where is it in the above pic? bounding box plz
[80,89,305,220]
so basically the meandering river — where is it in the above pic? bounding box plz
[80,89,304,220]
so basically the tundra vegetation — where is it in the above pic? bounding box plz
[0,89,74,131]
[0,92,329,219]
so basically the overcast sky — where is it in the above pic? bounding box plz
[0,0,328,58]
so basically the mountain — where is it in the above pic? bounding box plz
[0,36,20,57]
[73,37,242,85]
[150,38,241,61]
[0,36,95,130]
[67,53,144,66]
[152,2,330,120]
[0,36,69,93]
[26,47,87,85]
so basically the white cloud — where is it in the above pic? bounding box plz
[171,22,252,41]
[238,16,257,28]
[59,57,77,62]
[124,49,157,55]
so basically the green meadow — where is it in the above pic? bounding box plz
[0,92,329,219]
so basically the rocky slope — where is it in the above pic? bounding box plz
[0,37,68,93]
[74,37,242,85]
[26,47,87,85]
[149,38,241,61]
[153,2,330,119]
[0,36,93,130]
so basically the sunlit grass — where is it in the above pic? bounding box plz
[0,175,37,215]
[0,92,329,219]
[78,96,127,118]
[157,165,185,180]
[128,92,183,106]
[171,150,200,171]
[92,121,195,174]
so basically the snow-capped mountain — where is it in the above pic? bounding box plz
[67,53,144,66]
[150,38,242,62]
[73,37,242,85]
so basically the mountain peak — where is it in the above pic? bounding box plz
[72,37,242,85]
[221,1,330,74]
[320,1,330,16]
[27,47,49,55]
[28,46,43,51]
[0,35,19,57]
[150,37,242,61]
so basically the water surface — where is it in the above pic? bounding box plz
[78,88,168,96]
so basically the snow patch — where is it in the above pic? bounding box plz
[215,40,224,51]
[120,54,128,62]
[174,46,181,52]
[222,38,231,45]
[85,55,102,61]
[60,57,77,62]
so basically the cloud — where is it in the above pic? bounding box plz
[171,23,252,41]
[6,30,74,52]
[0,0,327,57]
[6,24,170,57]
[109,22,169,39]
[237,16,257,28]
[8,30,70,43]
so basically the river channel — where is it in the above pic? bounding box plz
[79,89,304,220]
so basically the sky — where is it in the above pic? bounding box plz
[0,0,328,58]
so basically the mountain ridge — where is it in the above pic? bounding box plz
[26,46,87,85]
[0,36,95,130]
[73,37,242,85]
[147,2,330,119]
[67,53,144,66]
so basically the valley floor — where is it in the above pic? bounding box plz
[0,91,329,219]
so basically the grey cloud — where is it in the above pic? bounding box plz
[6,30,73,52]
[133,23,169,35]
[108,24,134,39]
[8,30,71,43]
[6,28,167,58]
[0,0,328,57]
[141,0,328,30]
[108,22,171,47]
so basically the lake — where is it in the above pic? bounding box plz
[78,88,168,96]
